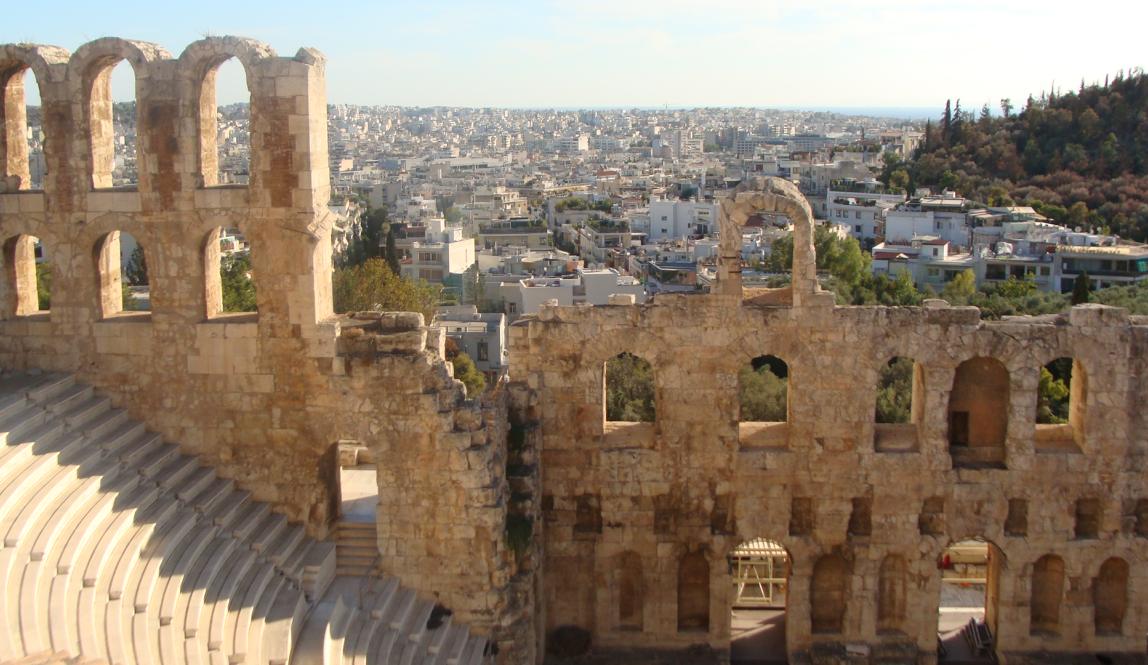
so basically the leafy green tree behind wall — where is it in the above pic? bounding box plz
[606,353,655,422]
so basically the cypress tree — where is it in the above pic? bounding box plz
[1071,271,1092,305]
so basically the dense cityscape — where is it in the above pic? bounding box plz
[1,20,1147,665]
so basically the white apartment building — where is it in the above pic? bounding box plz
[825,188,906,245]
[501,268,646,318]
[647,199,717,242]
[553,134,589,153]
[400,217,476,285]
[885,193,971,249]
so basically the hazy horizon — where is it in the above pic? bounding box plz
[8,0,1146,112]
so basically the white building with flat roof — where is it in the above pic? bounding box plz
[400,217,475,285]
[647,200,717,242]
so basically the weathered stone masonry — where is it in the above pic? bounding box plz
[508,180,1148,663]
[0,37,531,659]
[2,34,1146,665]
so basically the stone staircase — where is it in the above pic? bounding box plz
[0,371,488,665]
[333,523,379,577]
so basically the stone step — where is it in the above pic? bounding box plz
[435,624,470,665]
[2,433,109,549]
[206,546,258,653]
[177,466,218,504]
[0,372,493,665]
[235,571,287,665]
[130,503,202,613]
[23,374,75,405]
[40,385,95,426]
[156,521,220,627]
[228,558,277,662]
[262,584,308,665]
[180,534,238,639]
[249,513,288,556]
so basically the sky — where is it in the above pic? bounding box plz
[7,0,1148,114]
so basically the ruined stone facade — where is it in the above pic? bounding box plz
[508,181,1148,663]
[0,37,533,661]
[1,35,1145,665]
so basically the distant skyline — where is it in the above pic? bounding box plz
[8,0,1147,114]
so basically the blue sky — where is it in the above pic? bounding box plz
[8,0,1148,112]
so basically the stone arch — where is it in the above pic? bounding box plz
[203,225,257,318]
[810,552,849,634]
[178,37,275,188]
[1093,557,1128,636]
[877,554,908,634]
[677,549,709,632]
[0,44,67,94]
[715,176,820,306]
[93,228,150,317]
[0,46,63,190]
[1030,554,1065,636]
[69,38,169,190]
[614,550,644,631]
[948,356,1009,468]
[2,233,47,316]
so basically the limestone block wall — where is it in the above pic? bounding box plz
[0,38,526,654]
[509,295,1148,662]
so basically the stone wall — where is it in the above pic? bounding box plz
[0,37,530,659]
[508,178,1148,663]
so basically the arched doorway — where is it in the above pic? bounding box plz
[729,538,789,664]
[936,538,1002,662]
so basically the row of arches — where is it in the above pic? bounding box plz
[1,38,263,193]
[1,229,256,319]
[618,544,1133,654]
[604,352,1086,463]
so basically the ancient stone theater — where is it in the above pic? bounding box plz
[0,35,1144,665]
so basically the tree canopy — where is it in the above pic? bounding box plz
[739,363,787,422]
[908,72,1148,241]
[605,353,655,422]
[332,258,440,321]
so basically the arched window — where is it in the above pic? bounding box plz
[739,355,789,447]
[2,234,49,316]
[605,352,654,423]
[1,67,43,191]
[677,550,709,632]
[1030,554,1064,636]
[877,555,907,634]
[948,357,1009,468]
[811,553,848,634]
[197,57,250,187]
[88,59,138,189]
[203,227,256,318]
[1093,557,1128,636]
[95,230,149,317]
[875,356,923,451]
[1034,357,1086,451]
[615,551,644,631]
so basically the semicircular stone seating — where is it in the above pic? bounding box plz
[0,371,488,665]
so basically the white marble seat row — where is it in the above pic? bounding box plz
[0,372,488,665]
